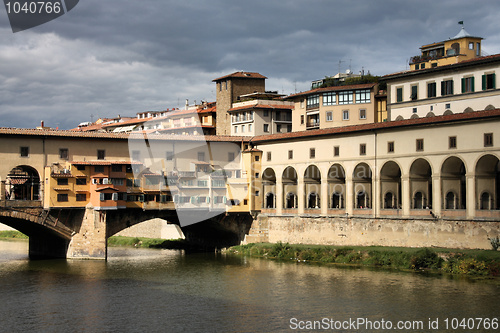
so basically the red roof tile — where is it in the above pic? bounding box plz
[213,71,267,82]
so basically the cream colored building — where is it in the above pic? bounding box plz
[286,83,386,131]
[253,109,500,221]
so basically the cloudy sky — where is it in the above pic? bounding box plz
[1,0,500,129]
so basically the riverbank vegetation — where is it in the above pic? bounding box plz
[107,236,190,250]
[226,242,500,277]
[0,231,28,239]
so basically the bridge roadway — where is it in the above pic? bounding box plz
[0,200,253,259]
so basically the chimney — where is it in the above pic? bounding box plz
[41,120,44,128]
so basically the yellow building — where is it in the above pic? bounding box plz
[410,27,483,70]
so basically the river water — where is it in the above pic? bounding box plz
[0,240,498,333]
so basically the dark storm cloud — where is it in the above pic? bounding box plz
[0,0,499,128]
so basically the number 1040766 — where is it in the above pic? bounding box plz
[5,1,62,14]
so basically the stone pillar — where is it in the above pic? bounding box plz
[321,177,328,215]
[466,173,476,219]
[67,206,107,259]
[345,174,353,216]
[432,174,442,217]
[276,176,283,216]
[0,180,5,201]
[402,175,410,217]
[374,175,381,217]
[298,179,304,215]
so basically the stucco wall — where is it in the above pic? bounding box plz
[263,215,500,250]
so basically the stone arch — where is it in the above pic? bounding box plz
[395,115,404,121]
[485,104,495,111]
[475,154,500,210]
[282,167,297,209]
[441,156,467,209]
[445,190,458,209]
[353,163,372,209]
[380,161,401,209]
[304,165,321,209]
[328,163,346,209]
[463,107,474,113]
[425,112,435,117]
[262,168,276,208]
[443,110,453,116]
[6,165,41,201]
[410,114,419,119]
[409,158,432,209]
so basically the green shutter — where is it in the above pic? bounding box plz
[471,77,475,92]
[492,73,496,89]
[461,78,465,93]
[482,74,486,90]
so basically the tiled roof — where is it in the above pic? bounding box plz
[285,83,377,99]
[229,103,294,112]
[383,53,500,79]
[212,71,267,82]
[0,127,249,142]
[252,108,500,143]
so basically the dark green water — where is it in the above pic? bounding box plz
[0,240,498,332]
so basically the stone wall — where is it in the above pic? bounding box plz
[252,214,500,250]
[115,218,184,239]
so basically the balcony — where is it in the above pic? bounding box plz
[306,120,320,129]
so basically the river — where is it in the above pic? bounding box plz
[0,240,498,332]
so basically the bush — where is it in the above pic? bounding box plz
[410,248,442,270]
[489,236,500,251]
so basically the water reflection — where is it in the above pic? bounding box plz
[0,240,498,332]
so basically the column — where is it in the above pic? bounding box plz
[466,173,476,219]
[298,179,304,215]
[276,176,283,216]
[374,175,381,217]
[432,174,442,218]
[345,174,353,216]
[402,175,410,217]
[321,177,328,215]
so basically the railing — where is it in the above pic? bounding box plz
[306,120,320,128]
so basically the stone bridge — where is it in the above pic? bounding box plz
[0,201,254,259]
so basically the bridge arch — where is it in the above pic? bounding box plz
[5,165,41,201]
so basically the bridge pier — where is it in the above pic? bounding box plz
[67,206,107,260]
[29,233,69,259]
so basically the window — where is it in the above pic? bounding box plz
[94,166,104,173]
[263,110,269,117]
[310,148,315,159]
[416,139,424,152]
[267,152,272,161]
[288,150,293,160]
[441,79,454,96]
[410,85,418,100]
[421,63,425,69]
[355,89,370,103]
[255,155,260,161]
[248,124,252,132]
[359,109,366,119]
[255,173,259,178]
[306,95,319,109]
[324,111,332,122]
[57,178,68,186]
[59,148,69,160]
[241,125,245,132]
[482,73,496,90]
[300,115,305,125]
[461,77,475,93]
[396,87,403,102]
[469,42,474,50]
[97,150,105,160]
[276,124,281,133]
[76,165,86,171]
[76,193,86,201]
[287,124,292,132]
[333,146,339,156]
[427,82,436,98]
[484,133,493,147]
[323,92,336,105]
[131,150,140,161]
[76,178,87,185]
[234,126,238,133]
[111,164,122,172]
[449,136,457,149]
[57,194,68,202]
[197,152,205,161]
[388,141,394,153]
[445,103,451,109]
[263,124,269,132]
[342,110,349,120]
[359,144,366,156]
[338,91,353,105]
[228,152,235,161]
[300,100,304,109]
[476,42,480,56]
[20,146,29,157]
[166,151,174,160]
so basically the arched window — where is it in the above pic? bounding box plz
[445,191,456,209]
[265,192,275,208]
[480,192,492,210]
[384,192,396,209]
[356,191,368,208]
[413,191,425,209]
[285,192,296,209]
[307,192,319,208]
[331,192,343,209]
